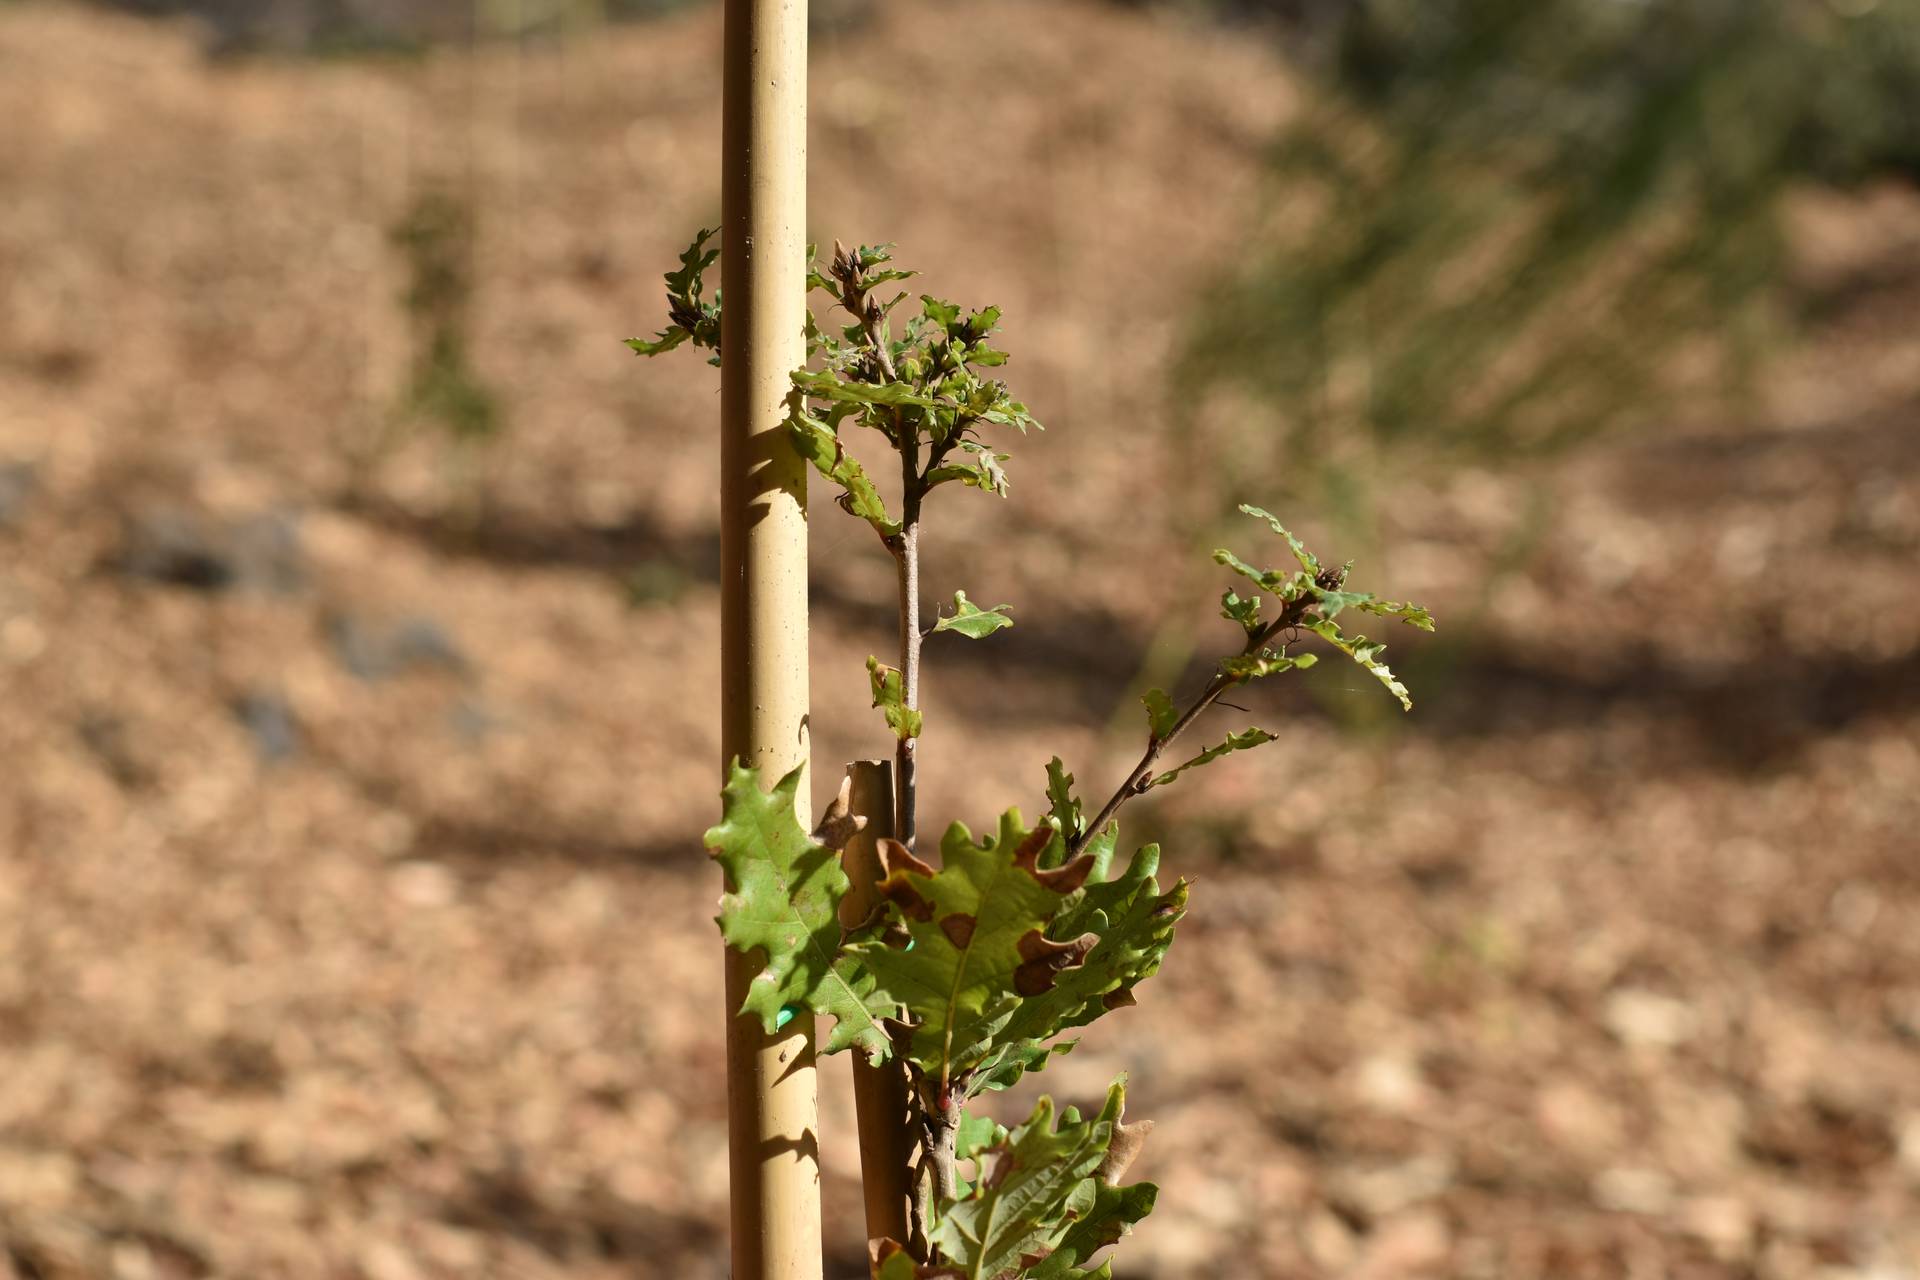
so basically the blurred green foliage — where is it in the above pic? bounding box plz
[1179,0,1920,499]
[392,190,503,446]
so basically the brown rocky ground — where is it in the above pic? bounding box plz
[2,2,1918,1277]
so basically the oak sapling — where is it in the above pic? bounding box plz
[632,236,1434,1278]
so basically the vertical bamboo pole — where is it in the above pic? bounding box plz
[840,761,915,1247]
[719,0,816,1276]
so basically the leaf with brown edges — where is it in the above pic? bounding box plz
[852,809,1095,1096]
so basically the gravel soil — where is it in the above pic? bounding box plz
[2,3,1918,1277]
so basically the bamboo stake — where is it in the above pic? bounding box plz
[840,761,915,1248]
[718,0,816,1276]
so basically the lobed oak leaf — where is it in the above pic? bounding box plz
[1304,618,1414,710]
[1238,502,1321,573]
[974,848,1186,1094]
[1221,587,1263,634]
[852,816,1093,1095]
[930,1082,1143,1280]
[1219,650,1315,681]
[933,591,1014,639]
[868,657,924,740]
[1151,727,1279,787]
[705,761,895,1060]
[790,411,902,538]
[872,1239,968,1280]
[1140,689,1179,742]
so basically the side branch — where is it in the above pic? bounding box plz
[1072,593,1319,857]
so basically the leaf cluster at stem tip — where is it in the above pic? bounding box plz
[795,239,1039,540]
[1198,504,1433,713]
[624,228,721,363]
[630,232,1039,543]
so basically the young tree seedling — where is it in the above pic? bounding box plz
[632,236,1434,1278]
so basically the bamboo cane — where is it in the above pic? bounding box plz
[840,761,915,1249]
[718,0,816,1276]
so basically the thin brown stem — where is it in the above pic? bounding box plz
[894,512,920,850]
[1071,594,1318,858]
[907,1164,931,1261]
[894,402,923,850]
[924,1093,959,1207]
[834,243,924,849]
[835,240,940,1244]
[843,763,916,1249]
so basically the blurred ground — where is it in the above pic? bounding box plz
[2,2,1919,1278]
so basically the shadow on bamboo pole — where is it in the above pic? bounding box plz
[840,761,915,1249]
[719,0,816,1277]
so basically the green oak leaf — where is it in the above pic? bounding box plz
[1239,502,1320,573]
[1221,588,1263,634]
[1041,756,1086,864]
[1038,759,1114,878]
[977,400,1040,433]
[1140,689,1179,741]
[926,442,1011,496]
[1211,547,1296,595]
[854,812,1095,1095]
[1025,1181,1157,1279]
[624,328,689,357]
[973,846,1186,1094]
[705,761,893,1060]
[1304,585,1375,620]
[1366,598,1435,631]
[1219,649,1316,681]
[1305,618,1414,710]
[871,1241,965,1280]
[1075,822,1119,886]
[957,1111,1011,1163]
[795,367,940,409]
[929,1083,1127,1280]
[1044,758,1082,841]
[963,306,1003,337]
[791,411,902,538]
[933,591,1013,639]
[951,1107,1017,1200]
[628,228,721,357]
[1152,727,1279,787]
[804,308,849,361]
[805,244,835,295]
[974,1040,1082,1104]
[867,656,924,739]
[1303,582,1432,632]
[664,227,719,297]
[1233,504,1433,633]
